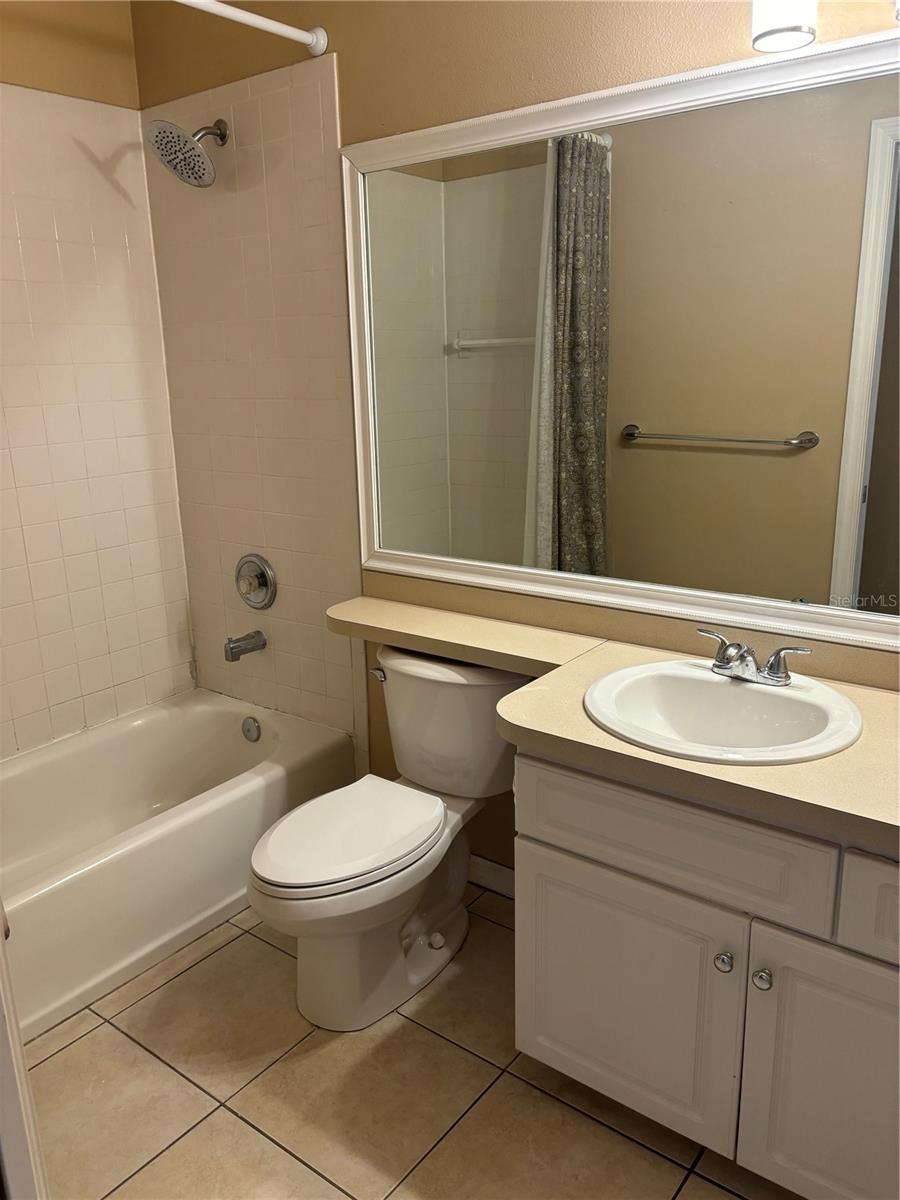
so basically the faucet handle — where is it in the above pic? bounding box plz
[763,645,811,684]
[697,628,742,666]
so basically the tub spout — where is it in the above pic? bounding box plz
[224,630,266,662]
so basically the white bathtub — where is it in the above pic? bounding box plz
[0,689,354,1039]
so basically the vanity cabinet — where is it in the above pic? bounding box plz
[738,923,899,1200]
[514,757,900,1200]
[516,838,749,1155]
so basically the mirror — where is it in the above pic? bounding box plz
[363,74,899,616]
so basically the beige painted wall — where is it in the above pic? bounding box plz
[605,74,898,604]
[129,2,898,144]
[0,1,138,108]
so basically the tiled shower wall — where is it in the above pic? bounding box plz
[0,85,191,758]
[144,57,360,733]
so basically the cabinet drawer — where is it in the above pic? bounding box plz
[836,850,899,965]
[514,757,839,937]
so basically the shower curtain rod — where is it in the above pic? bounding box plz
[172,0,328,56]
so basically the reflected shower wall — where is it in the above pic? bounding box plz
[367,160,545,563]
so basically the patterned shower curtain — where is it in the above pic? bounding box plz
[524,132,610,574]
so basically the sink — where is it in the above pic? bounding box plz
[583,660,862,765]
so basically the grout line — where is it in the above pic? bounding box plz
[97,1108,221,1200]
[383,1072,504,1199]
[691,1166,756,1200]
[245,927,297,959]
[222,1026,317,1103]
[221,1107,357,1200]
[95,927,248,1021]
[669,1167,695,1200]
[503,1067,703,1173]
[465,910,514,934]
[109,1022,227,1106]
[25,1017,106,1071]
[396,1010,510,1072]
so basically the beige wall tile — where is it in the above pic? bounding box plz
[144,56,361,737]
[0,84,190,759]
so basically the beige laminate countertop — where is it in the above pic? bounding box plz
[328,596,899,856]
[498,641,900,856]
[326,597,601,676]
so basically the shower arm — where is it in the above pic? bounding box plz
[172,0,328,56]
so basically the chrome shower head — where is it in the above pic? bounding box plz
[145,118,229,188]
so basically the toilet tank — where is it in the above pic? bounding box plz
[376,646,530,798]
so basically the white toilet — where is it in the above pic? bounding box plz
[247,645,528,1031]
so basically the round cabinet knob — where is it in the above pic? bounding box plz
[713,952,734,974]
[752,968,774,991]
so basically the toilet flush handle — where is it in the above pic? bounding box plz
[369,667,386,682]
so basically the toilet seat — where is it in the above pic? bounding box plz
[250,775,446,899]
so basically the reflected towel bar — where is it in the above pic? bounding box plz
[452,334,536,355]
[621,424,820,449]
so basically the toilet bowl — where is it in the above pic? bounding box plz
[247,646,528,1031]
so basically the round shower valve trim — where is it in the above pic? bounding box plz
[235,554,277,610]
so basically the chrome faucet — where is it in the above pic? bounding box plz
[697,629,811,687]
[224,630,267,662]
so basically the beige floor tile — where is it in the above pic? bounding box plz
[468,891,515,929]
[394,1074,684,1200]
[25,1009,102,1069]
[399,914,515,1065]
[680,1178,735,1200]
[230,1010,498,1200]
[92,923,242,1019]
[463,883,483,905]
[230,906,262,930]
[251,922,297,956]
[30,1023,214,1200]
[509,1053,699,1166]
[113,935,313,1100]
[696,1152,801,1200]
[109,1109,344,1200]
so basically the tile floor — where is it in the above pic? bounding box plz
[25,886,801,1200]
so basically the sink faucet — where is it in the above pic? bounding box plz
[224,630,267,662]
[697,629,810,687]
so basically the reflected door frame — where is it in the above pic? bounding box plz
[830,117,900,610]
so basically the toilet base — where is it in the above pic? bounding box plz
[296,900,468,1031]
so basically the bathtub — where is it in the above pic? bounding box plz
[0,689,354,1040]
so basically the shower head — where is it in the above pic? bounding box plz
[145,118,229,188]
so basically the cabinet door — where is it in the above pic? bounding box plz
[738,922,899,1200]
[516,837,750,1155]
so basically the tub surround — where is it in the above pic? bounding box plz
[327,597,899,856]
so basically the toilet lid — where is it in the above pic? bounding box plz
[251,775,446,889]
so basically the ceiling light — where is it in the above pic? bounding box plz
[751,0,818,53]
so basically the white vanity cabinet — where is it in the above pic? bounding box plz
[514,756,900,1200]
[738,923,899,1200]
[516,838,750,1155]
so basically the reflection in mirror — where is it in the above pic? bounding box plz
[365,76,899,614]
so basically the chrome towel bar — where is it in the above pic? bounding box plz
[621,424,820,450]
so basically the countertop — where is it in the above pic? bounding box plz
[327,597,899,856]
[497,641,900,855]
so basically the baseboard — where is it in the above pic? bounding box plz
[468,854,514,898]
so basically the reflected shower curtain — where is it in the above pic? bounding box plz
[523,132,611,574]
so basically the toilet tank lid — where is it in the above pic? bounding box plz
[377,645,529,687]
[251,775,446,889]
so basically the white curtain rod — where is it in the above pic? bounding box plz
[172,0,327,56]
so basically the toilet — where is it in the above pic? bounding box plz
[247,645,528,1031]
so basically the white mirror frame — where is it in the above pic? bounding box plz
[341,31,900,652]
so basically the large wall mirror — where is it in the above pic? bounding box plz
[344,38,900,647]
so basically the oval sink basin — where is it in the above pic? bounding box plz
[583,660,862,765]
